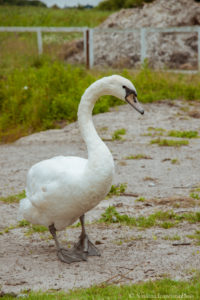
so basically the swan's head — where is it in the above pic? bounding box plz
[106,75,144,115]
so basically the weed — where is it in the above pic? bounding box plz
[0,59,200,142]
[99,206,200,228]
[99,126,108,132]
[1,275,200,299]
[112,128,126,140]
[161,222,175,229]
[136,197,146,202]
[145,127,165,136]
[168,130,199,139]
[25,225,48,236]
[150,138,189,147]
[125,154,152,160]
[163,235,181,241]
[186,230,200,245]
[0,6,111,28]
[1,225,16,234]
[190,193,200,200]
[0,190,25,203]
[18,219,30,227]
[0,219,48,237]
[107,183,127,198]
[171,159,179,164]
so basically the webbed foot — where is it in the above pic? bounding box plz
[57,248,87,263]
[75,234,101,257]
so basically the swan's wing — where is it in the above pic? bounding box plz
[26,156,87,209]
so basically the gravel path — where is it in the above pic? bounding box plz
[0,100,200,295]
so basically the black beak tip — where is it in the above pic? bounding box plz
[141,110,144,115]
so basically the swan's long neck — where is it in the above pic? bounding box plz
[78,78,113,167]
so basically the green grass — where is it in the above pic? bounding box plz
[135,196,146,202]
[168,130,199,139]
[1,276,200,299]
[186,230,200,245]
[0,190,25,203]
[163,235,181,241]
[112,128,126,140]
[0,6,111,27]
[171,158,179,164]
[190,193,200,200]
[0,219,48,236]
[99,206,200,228]
[0,61,124,142]
[107,183,127,197]
[150,138,189,147]
[0,56,200,142]
[125,154,152,160]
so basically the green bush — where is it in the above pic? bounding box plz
[97,0,154,10]
[0,59,200,143]
[0,60,123,142]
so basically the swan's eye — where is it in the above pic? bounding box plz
[122,85,126,89]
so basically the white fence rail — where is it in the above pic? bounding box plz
[0,26,200,70]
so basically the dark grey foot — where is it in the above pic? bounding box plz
[57,248,87,264]
[75,234,101,257]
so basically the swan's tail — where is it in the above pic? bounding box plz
[18,197,40,224]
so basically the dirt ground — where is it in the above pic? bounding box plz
[0,100,200,295]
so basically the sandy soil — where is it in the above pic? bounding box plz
[0,100,200,295]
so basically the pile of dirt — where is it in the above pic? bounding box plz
[65,0,200,69]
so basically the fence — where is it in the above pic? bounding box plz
[0,26,200,70]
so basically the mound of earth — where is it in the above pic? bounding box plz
[64,0,200,69]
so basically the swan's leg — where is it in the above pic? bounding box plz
[74,215,101,257]
[49,224,87,263]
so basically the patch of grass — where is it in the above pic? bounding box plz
[186,230,200,245]
[99,206,200,228]
[148,127,166,132]
[1,59,200,142]
[18,219,48,235]
[145,127,165,136]
[150,138,189,147]
[0,6,111,27]
[136,197,146,202]
[125,154,152,160]
[114,235,143,245]
[171,158,179,164]
[0,219,48,236]
[112,128,126,140]
[0,224,16,235]
[163,235,181,241]
[190,193,200,200]
[25,224,48,236]
[0,61,124,142]
[168,130,199,139]
[2,276,200,300]
[0,190,25,203]
[18,219,30,227]
[107,183,127,198]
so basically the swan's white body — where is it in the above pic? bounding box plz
[19,75,142,232]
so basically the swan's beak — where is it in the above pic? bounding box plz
[125,94,144,115]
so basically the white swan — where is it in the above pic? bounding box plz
[19,75,144,263]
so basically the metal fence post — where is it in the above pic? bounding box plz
[37,29,43,55]
[89,28,94,68]
[83,29,87,68]
[198,27,200,72]
[85,29,90,69]
[140,28,147,65]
